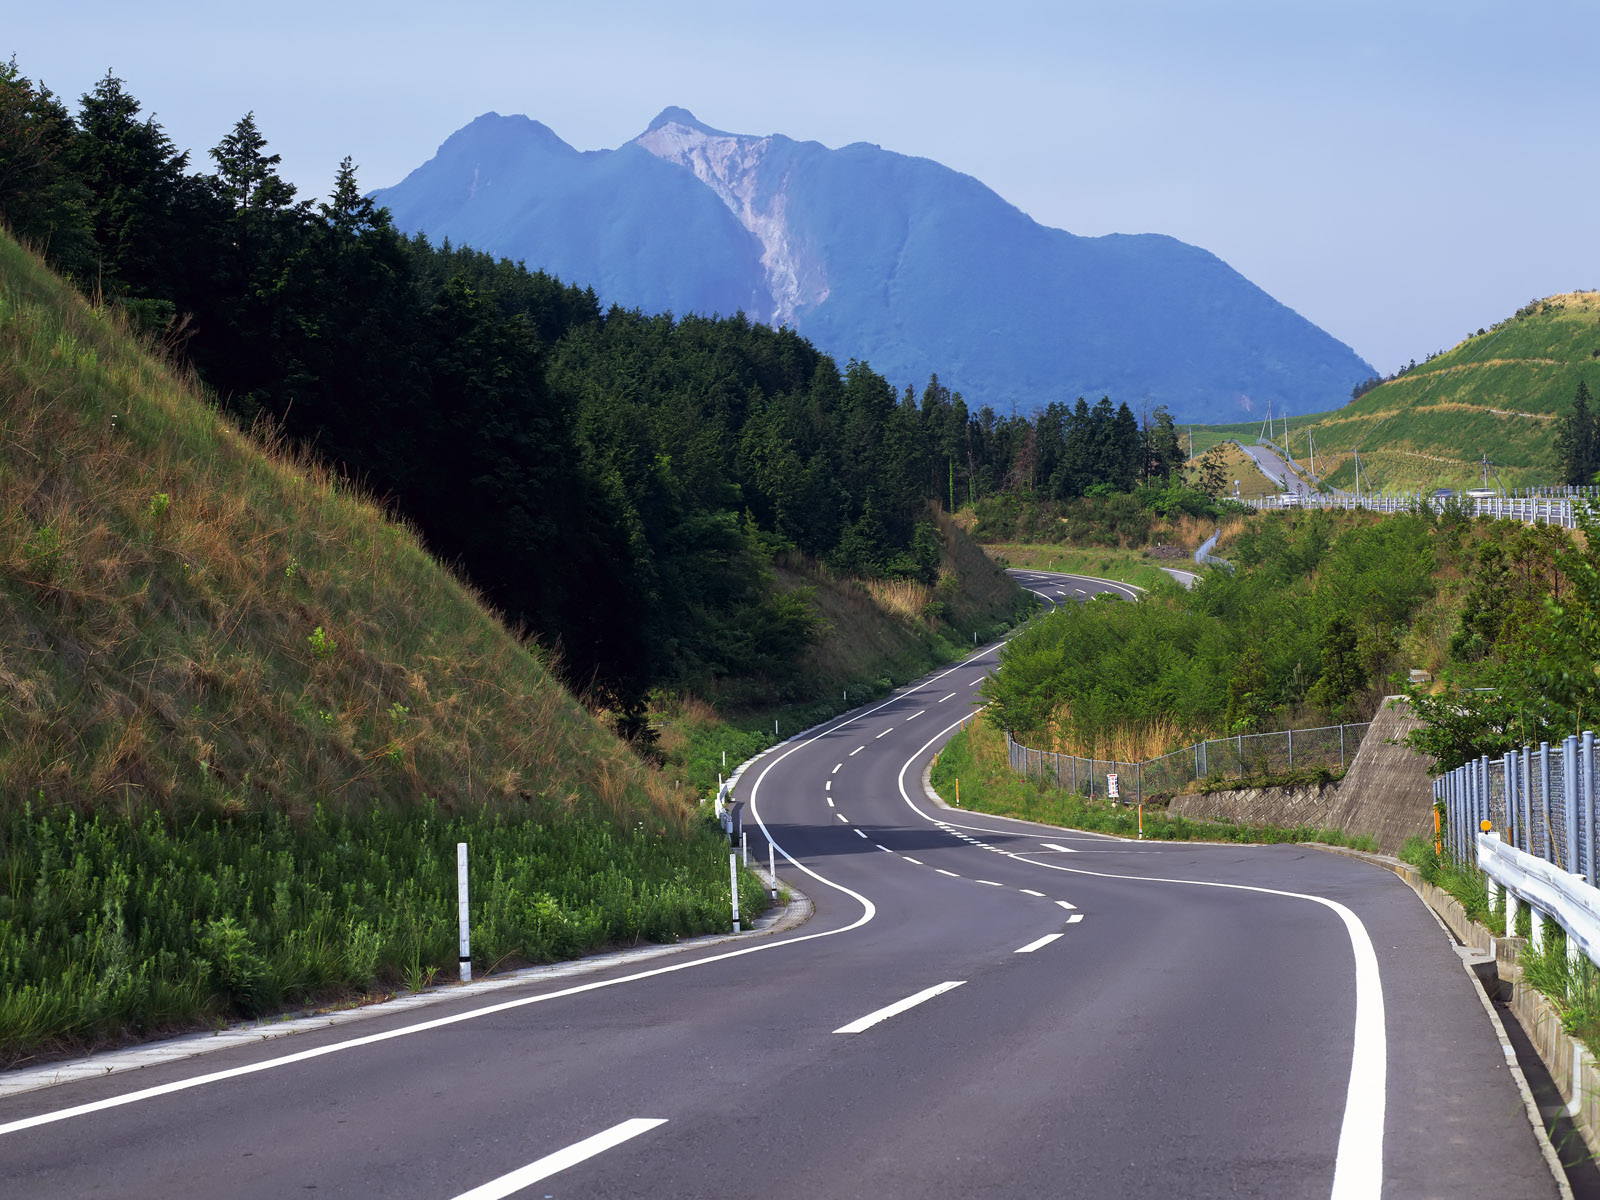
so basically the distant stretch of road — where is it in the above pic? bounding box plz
[1236,440,1315,496]
[0,570,1560,1198]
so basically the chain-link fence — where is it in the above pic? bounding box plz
[1437,734,1600,885]
[1005,722,1370,805]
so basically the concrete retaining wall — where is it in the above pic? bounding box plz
[1168,782,1338,828]
[1170,697,1435,854]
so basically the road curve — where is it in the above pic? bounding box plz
[0,570,1561,1198]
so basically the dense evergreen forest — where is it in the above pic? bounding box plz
[0,61,1198,724]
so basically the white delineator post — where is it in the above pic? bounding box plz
[729,852,741,933]
[769,841,777,900]
[457,842,472,983]
[741,829,748,867]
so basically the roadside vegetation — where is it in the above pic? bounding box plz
[929,715,1374,849]
[0,229,769,1063]
[984,508,1442,759]
[1402,835,1600,1058]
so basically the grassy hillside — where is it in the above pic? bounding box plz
[1291,293,1600,491]
[0,232,765,1060]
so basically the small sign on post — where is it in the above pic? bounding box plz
[1107,772,1120,801]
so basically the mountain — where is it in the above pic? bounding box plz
[373,109,1374,423]
[1280,292,1600,492]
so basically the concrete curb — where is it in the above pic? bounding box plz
[0,882,813,1102]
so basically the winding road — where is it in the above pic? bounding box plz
[0,571,1562,1198]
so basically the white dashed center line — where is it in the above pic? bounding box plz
[834,981,965,1035]
[936,869,960,878]
[905,710,924,721]
[850,747,864,756]
[825,781,831,791]
[835,813,848,822]
[1066,914,1084,924]
[1019,889,1045,897]
[832,764,841,774]
[1056,900,1077,911]
[875,844,891,852]
[976,880,1002,887]
[1015,933,1063,954]
[826,798,834,807]
[855,829,868,839]
[937,692,957,703]
[875,728,894,739]
[904,857,923,865]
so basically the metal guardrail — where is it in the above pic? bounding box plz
[1439,732,1600,961]
[1250,489,1598,528]
[1005,722,1369,805]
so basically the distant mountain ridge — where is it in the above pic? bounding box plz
[373,108,1374,422]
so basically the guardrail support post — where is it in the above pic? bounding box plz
[1531,907,1546,952]
[1541,742,1555,863]
[1586,731,1597,888]
[1505,888,1519,938]
[1566,736,1580,881]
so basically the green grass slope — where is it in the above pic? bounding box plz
[0,232,761,1060]
[1179,293,1600,492]
[1294,293,1600,491]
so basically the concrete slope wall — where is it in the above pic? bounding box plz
[1323,696,1436,854]
[1168,698,1435,854]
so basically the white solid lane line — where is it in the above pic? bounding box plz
[905,710,924,721]
[936,869,960,878]
[1019,888,1046,897]
[1056,900,1077,911]
[875,728,894,738]
[1041,842,1079,853]
[850,746,864,756]
[1015,934,1064,954]
[451,1119,667,1200]
[834,981,966,1034]
[937,692,958,702]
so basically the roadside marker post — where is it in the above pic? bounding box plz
[741,829,748,867]
[729,852,741,933]
[456,842,472,983]
[768,841,777,900]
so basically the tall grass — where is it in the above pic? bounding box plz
[0,800,766,1063]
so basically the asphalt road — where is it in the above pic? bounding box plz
[0,570,1562,1198]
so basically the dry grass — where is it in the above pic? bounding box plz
[865,577,933,621]
[0,231,689,831]
[1037,711,1193,761]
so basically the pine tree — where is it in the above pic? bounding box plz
[209,112,296,212]
[1556,379,1598,486]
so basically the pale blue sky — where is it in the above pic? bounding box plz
[11,0,1598,374]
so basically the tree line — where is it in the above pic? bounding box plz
[0,59,1190,725]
